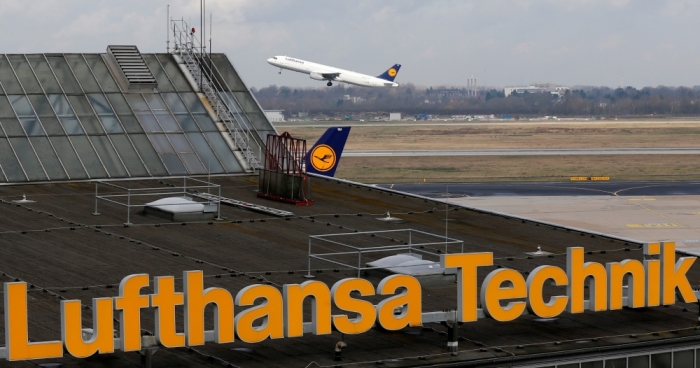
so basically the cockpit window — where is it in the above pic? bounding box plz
[272,57,277,60]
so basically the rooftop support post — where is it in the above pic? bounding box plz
[124,189,132,226]
[305,238,315,279]
[443,320,459,355]
[92,182,100,216]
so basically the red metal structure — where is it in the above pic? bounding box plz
[257,132,313,205]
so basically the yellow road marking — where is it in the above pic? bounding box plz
[626,223,679,228]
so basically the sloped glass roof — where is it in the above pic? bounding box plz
[0,52,273,183]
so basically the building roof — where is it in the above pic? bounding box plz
[0,51,274,183]
[0,175,698,367]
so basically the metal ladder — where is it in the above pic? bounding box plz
[170,21,262,171]
[190,192,294,217]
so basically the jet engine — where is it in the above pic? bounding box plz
[310,72,325,81]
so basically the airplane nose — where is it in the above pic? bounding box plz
[267,58,275,64]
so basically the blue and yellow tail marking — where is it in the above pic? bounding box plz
[377,64,401,82]
[306,127,351,177]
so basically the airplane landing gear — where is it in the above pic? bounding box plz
[327,81,333,86]
[278,68,282,75]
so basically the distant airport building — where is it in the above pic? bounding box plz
[264,110,285,122]
[390,112,401,121]
[504,83,569,97]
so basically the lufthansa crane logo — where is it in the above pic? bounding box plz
[388,68,397,77]
[310,144,336,172]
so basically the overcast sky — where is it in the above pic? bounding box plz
[3,0,700,89]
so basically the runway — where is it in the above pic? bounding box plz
[377,180,700,197]
[345,148,700,157]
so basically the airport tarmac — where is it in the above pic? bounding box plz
[446,195,700,255]
[382,181,700,255]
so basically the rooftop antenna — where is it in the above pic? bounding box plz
[166,5,170,53]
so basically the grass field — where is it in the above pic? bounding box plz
[278,120,700,183]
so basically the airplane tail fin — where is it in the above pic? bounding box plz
[376,64,401,82]
[306,127,351,177]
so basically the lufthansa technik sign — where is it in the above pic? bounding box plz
[2,242,696,361]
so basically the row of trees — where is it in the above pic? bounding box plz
[251,84,700,117]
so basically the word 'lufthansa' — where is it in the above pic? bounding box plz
[2,242,695,361]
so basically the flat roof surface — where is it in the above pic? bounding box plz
[0,176,699,367]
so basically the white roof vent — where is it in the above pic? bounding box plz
[145,197,204,214]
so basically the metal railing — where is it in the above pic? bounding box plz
[170,19,262,170]
[307,229,464,278]
[92,177,221,225]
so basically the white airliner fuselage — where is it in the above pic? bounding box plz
[267,56,400,88]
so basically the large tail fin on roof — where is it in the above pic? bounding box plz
[377,64,401,82]
[306,127,351,177]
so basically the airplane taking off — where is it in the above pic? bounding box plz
[267,56,401,88]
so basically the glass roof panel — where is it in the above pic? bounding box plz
[0,118,27,138]
[87,94,114,115]
[9,137,48,181]
[186,132,224,173]
[179,153,206,174]
[69,135,108,178]
[47,94,74,116]
[83,54,120,92]
[142,54,175,92]
[46,55,82,94]
[26,55,62,93]
[0,138,27,181]
[105,93,132,114]
[38,116,67,136]
[156,54,192,92]
[129,134,168,176]
[204,132,243,173]
[65,54,101,93]
[211,54,247,91]
[49,136,88,179]
[59,116,84,135]
[20,117,46,136]
[98,115,124,134]
[161,93,188,113]
[8,55,42,94]
[29,136,67,180]
[136,111,162,132]
[144,93,167,110]
[27,95,56,117]
[192,113,217,132]
[159,153,188,175]
[116,113,144,134]
[175,114,200,132]
[0,98,24,137]
[109,135,149,177]
[67,95,104,135]
[179,93,206,113]
[154,111,181,132]
[148,134,174,153]
[90,136,128,177]
[219,92,241,113]
[8,95,34,116]
[126,93,149,111]
[0,55,23,94]
[167,133,193,153]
